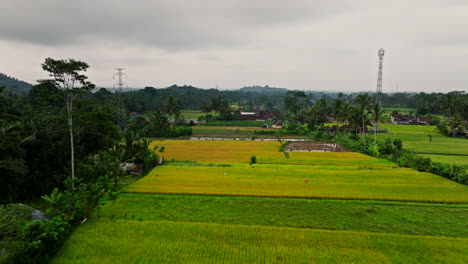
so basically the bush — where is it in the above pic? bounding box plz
[172,126,192,137]
[429,162,468,184]
[250,155,257,165]
[436,123,450,136]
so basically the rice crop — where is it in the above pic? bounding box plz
[259,152,395,167]
[97,193,468,238]
[51,219,468,264]
[151,140,284,164]
[122,165,468,202]
[151,140,393,167]
[380,124,468,156]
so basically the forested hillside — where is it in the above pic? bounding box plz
[0,73,32,93]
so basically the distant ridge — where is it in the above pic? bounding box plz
[239,85,288,94]
[0,73,32,93]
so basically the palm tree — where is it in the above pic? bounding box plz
[370,103,385,142]
[331,99,343,123]
[336,102,351,126]
[164,96,182,126]
[354,94,372,143]
[448,115,465,136]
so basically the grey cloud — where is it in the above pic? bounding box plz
[0,0,350,49]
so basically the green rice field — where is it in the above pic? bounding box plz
[51,220,468,264]
[96,194,468,238]
[52,140,468,263]
[380,124,468,167]
[122,164,468,202]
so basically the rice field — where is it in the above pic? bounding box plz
[96,193,468,238]
[51,219,468,264]
[151,140,393,166]
[204,120,271,127]
[152,140,283,163]
[52,139,468,263]
[259,152,395,167]
[380,124,468,166]
[122,165,468,202]
[423,154,468,169]
[192,125,275,133]
[181,110,212,119]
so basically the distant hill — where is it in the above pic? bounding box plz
[0,73,32,93]
[239,85,288,94]
[92,87,142,93]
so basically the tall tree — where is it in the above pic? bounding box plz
[41,58,95,188]
[163,96,180,119]
[354,94,372,143]
[370,103,384,142]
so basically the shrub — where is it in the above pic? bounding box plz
[173,126,192,137]
[250,155,257,165]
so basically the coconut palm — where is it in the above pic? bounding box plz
[354,94,372,143]
[370,103,385,141]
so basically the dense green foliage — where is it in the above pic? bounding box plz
[0,59,158,264]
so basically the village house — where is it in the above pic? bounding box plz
[271,120,284,129]
[391,114,431,125]
[238,109,281,121]
[120,163,144,175]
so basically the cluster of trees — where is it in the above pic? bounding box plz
[128,96,193,137]
[0,73,32,93]
[124,85,284,113]
[0,58,158,263]
[200,96,238,121]
[282,92,385,140]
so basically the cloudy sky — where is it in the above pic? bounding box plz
[1,0,467,92]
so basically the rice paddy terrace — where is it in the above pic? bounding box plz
[52,140,468,263]
[380,124,468,170]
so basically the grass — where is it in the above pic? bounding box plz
[97,193,468,238]
[122,165,468,202]
[51,219,468,264]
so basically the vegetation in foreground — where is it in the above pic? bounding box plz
[51,219,468,264]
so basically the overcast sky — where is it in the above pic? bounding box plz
[1,0,467,92]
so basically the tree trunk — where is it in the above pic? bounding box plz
[362,113,365,144]
[66,96,75,189]
[374,118,378,142]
